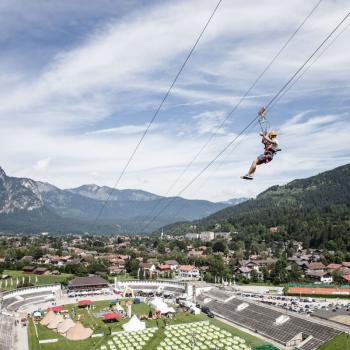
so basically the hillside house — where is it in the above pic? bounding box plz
[176,265,200,279]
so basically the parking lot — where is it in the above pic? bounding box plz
[237,291,350,317]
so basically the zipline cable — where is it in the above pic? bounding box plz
[90,0,223,231]
[191,19,350,199]
[265,12,350,112]
[164,12,350,225]
[142,11,350,233]
[140,0,324,229]
[268,20,350,112]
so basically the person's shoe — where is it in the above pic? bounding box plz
[241,175,253,180]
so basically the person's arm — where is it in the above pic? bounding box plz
[259,132,277,145]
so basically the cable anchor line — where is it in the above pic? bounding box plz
[142,11,350,233]
[139,0,324,231]
[90,0,223,231]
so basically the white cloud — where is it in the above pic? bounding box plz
[193,111,227,135]
[0,0,350,202]
[33,157,51,171]
[86,123,160,136]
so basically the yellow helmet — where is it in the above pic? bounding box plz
[269,130,277,138]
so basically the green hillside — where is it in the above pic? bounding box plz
[162,164,350,250]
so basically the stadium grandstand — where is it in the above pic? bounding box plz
[115,280,186,295]
[199,288,341,350]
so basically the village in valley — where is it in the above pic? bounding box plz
[1,229,350,350]
[2,231,350,288]
[1,0,350,349]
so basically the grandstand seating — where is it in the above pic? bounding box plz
[204,288,232,302]
[299,338,323,350]
[3,291,55,312]
[120,282,185,295]
[198,289,340,350]
[6,296,50,311]
[2,297,17,310]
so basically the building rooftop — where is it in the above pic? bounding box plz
[68,276,109,287]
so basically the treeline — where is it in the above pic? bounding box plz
[163,164,350,251]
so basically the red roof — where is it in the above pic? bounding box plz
[307,262,325,270]
[48,306,62,312]
[178,265,195,272]
[343,275,350,282]
[78,299,92,305]
[326,263,342,270]
[157,264,170,271]
[103,312,122,320]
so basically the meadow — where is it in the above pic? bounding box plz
[28,300,270,350]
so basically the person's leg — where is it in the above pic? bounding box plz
[248,159,259,177]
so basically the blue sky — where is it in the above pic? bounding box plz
[0,0,349,201]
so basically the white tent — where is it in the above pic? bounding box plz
[150,297,175,314]
[190,306,201,315]
[122,315,146,332]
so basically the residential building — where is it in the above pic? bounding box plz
[305,262,326,274]
[164,260,178,270]
[214,232,231,240]
[200,231,215,242]
[235,266,252,279]
[185,233,200,240]
[326,263,342,272]
[176,265,200,279]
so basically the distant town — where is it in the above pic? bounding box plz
[1,230,350,288]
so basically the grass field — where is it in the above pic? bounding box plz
[0,270,72,290]
[28,300,270,350]
[318,333,350,350]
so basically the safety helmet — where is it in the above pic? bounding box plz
[269,130,277,137]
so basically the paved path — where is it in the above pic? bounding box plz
[0,313,14,350]
[14,320,29,350]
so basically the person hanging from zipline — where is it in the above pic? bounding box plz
[241,107,281,180]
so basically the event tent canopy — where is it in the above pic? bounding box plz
[40,311,55,326]
[122,315,146,332]
[57,319,76,334]
[103,312,122,320]
[150,297,175,314]
[48,306,62,312]
[66,322,93,341]
[47,314,64,329]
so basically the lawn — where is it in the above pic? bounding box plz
[1,270,72,290]
[28,300,270,350]
[318,333,350,350]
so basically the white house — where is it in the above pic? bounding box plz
[176,265,200,279]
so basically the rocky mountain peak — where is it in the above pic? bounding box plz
[0,166,7,179]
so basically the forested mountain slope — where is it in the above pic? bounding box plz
[163,164,350,250]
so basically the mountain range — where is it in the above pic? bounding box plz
[162,163,350,249]
[0,167,247,233]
